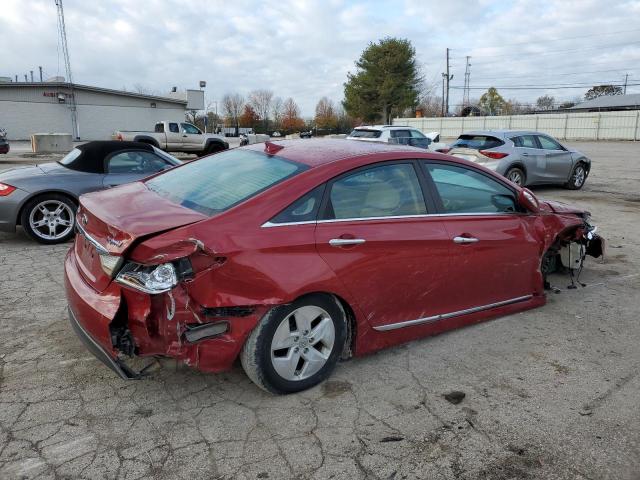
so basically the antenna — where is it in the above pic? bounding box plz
[55,0,79,139]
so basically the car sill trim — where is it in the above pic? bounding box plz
[373,295,533,332]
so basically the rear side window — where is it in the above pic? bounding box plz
[389,130,411,138]
[425,163,516,214]
[169,123,179,133]
[512,135,537,148]
[154,123,165,133]
[349,129,382,138]
[107,151,169,174]
[270,185,325,224]
[325,163,427,220]
[146,149,307,216]
[452,135,504,150]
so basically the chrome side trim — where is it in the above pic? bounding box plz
[261,212,523,228]
[373,295,533,332]
[76,222,109,255]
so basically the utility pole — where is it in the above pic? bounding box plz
[624,73,629,95]
[39,66,43,82]
[441,73,446,117]
[463,56,471,107]
[445,48,450,116]
[30,70,34,82]
[55,0,79,139]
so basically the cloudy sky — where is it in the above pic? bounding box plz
[3,0,640,116]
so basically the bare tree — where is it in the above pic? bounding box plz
[418,94,443,117]
[132,83,159,96]
[222,93,245,136]
[271,97,284,132]
[249,89,274,133]
[535,95,555,111]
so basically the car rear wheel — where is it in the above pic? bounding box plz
[565,163,587,190]
[241,294,347,394]
[505,167,526,186]
[21,194,76,244]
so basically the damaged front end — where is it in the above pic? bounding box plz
[541,211,604,290]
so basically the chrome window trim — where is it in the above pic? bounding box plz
[261,211,524,228]
[373,295,533,332]
[76,222,109,255]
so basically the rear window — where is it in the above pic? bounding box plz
[58,148,82,166]
[452,135,504,150]
[349,129,382,138]
[146,149,307,216]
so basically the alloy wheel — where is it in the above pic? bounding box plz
[28,200,75,241]
[573,165,586,187]
[507,170,523,185]
[270,305,335,381]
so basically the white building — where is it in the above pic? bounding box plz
[0,82,189,140]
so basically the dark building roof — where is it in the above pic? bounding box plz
[570,94,640,111]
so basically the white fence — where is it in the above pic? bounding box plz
[393,111,640,141]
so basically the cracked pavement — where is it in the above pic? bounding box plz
[1,141,639,479]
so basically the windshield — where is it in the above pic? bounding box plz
[349,129,382,138]
[146,149,307,216]
[58,148,82,166]
[452,135,504,150]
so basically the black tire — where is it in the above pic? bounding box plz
[20,193,77,244]
[241,293,347,394]
[564,162,587,190]
[206,143,226,155]
[505,166,526,186]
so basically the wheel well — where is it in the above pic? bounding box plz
[507,162,526,174]
[135,138,159,147]
[293,291,357,360]
[16,191,78,226]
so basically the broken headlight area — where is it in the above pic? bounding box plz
[542,216,604,290]
[115,258,193,294]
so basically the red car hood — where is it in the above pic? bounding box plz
[540,199,587,216]
[78,182,207,255]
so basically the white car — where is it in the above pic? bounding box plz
[346,125,448,152]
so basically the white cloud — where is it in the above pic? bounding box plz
[2,0,639,115]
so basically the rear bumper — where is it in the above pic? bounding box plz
[0,188,29,232]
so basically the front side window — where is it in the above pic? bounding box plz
[146,150,307,216]
[107,151,170,174]
[410,130,427,139]
[349,129,382,138]
[154,123,164,133]
[325,163,427,220]
[425,163,517,214]
[537,135,564,151]
[181,123,201,134]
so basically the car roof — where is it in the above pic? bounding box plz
[353,125,417,131]
[244,138,426,168]
[461,130,546,138]
[66,141,155,173]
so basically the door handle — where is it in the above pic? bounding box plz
[329,238,366,247]
[453,236,479,244]
[521,152,530,156]
[182,135,188,137]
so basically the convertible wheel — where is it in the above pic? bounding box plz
[505,167,526,186]
[21,194,76,244]
[565,163,587,190]
[241,294,347,394]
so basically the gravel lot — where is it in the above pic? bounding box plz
[1,141,639,479]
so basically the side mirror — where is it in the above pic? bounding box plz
[517,188,540,213]
[491,194,517,212]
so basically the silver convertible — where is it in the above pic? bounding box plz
[0,141,181,244]
[446,130,590,189]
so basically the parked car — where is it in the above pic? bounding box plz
[114,121,229,155]
[300,131,313,138]
[444,130,590,189]
[0,128,9,154]
[0,141,182,244]
[272,131,282,137]
[65,139,603,394]
[347,125,448,152]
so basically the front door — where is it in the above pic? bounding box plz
[421,161,540,312]
[536,135,573,183]
[314,162,452,330]
[181,122,203,151]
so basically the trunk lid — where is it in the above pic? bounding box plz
[75,181,207,291]
[449,147,487,164]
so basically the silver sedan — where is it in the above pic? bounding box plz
[0,141,181,244]
[446,130,590,189]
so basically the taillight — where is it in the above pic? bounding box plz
[0,182,16,196]
[436,148,451,154]
[116,133,123,141]
[479,150,509,160]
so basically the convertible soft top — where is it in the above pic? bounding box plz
[63,141,155,173]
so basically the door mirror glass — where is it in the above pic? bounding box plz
[517,188,540,213]
[491,194,517,212]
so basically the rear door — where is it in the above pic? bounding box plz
[535,135,573,182]
[314,161,452,330]
[102,150,174,188]
[421,161,540,312]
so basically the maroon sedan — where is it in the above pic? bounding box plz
[65,140,603,393]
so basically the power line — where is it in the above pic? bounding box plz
[451,83,639,91]
[469,68,638,81]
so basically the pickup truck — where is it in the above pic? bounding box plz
[114,121,229,155]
